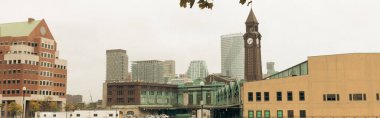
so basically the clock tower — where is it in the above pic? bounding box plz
[243,9,262,82]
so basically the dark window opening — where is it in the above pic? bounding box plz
[256,92,261,101]
[287,91,293,101]
[277,92,282,101]
[299,91,305,101]
[264,92,269,101]
[248,92,253,101]
[300,110,306,118]
[287,110,294,118]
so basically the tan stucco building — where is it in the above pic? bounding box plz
[243,53,380,118]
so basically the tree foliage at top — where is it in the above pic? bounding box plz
[7,102,22,116]
[180,0,252,9]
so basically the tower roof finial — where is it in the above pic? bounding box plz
[246,9,259,24]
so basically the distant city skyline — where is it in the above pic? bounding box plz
[1,0,380,102]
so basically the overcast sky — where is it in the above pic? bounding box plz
[1,0,380,102]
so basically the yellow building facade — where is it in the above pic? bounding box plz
[243,53,380,118]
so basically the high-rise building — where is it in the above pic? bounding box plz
[131,60,164,83]
[106,49,128,81]
[162,60,175,83]
[221,33,244,80]
[186,60,209,80]
[0,18,67,117]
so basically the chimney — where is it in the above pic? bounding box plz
[28,18,35,23]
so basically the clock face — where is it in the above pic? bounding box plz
[247,38,253,45]
[40,26,46,35]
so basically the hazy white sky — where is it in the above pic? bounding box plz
[1,0,380,102]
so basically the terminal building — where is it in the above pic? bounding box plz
[243,53,380,118]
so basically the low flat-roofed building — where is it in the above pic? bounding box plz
[106,82,178,117]
[35,110,122,118]
[243,53,380,118]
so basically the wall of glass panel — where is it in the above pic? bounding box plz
[266,61,308,79]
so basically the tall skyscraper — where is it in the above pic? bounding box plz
[0,18,67,116]
[106,49,128,81]
[244,9,263,81]
[131,60,164,83]
[221,33,244,80]
[186,60,209,80]
[162,60,175,83]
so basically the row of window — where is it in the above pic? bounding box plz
[248,110,306,118]
[0,79,65,87]
[1,89,65,96]
[0,69,66,78]
[115,98,135,103]
[65,113,117,117]
[0,51,57,59]
[248,92,380,102]
[248,91,305,102]
[0,41,38,47]
[40,52,55,59]
[323,93,380,101]
[41,43,55,50]
[0,59,66,69]
[141,91,173,96]
[0,50,38,55]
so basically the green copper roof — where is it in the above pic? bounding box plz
[0,20,41,37]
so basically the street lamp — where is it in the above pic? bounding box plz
[22,86,26,118]
[200,81,204,118]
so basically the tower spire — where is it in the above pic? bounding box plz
[245,9,259,24]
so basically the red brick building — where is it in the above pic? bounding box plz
[0,18,67,117]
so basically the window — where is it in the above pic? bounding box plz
[256,92,261,101]
[299,91,305,101]
[276,92,282,101]
[287,110,294,118]
[264,110,270,118]
[248,110,254,118]
[157,91,162,95]
[117,98,124,103]
[277,110,283,118]
[324,94,339,101]
[377,93,379,101]
[93,114,98,117]
[264,92,269,101]
[53,114,56,117]
[287,91,293,101]
[107,98,112,102]
[350,93,366,101]
[256,110,262,118]
[300,110,306,118]
[248,92,253,101]
[76,114,80,117]
[109,114,113,117]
